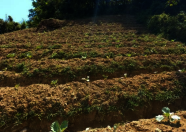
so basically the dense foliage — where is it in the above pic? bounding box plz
[148,12,186,42]
[0,15,27,34]
[130,0,186,42]
[1,0,186,42]
[26,0,132,28]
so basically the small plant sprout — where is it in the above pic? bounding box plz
[7,53,15,58]
[107,125,111,130]
[102,74,108,80]
[126,53,131,57]
[50,120,68,132]
[178,68,185,73]
[155,107,181,123]
[82,76,89,82]
[51,79,58,86]
[14,84,20,90]
[82,56,86,59]
[15,84,20,88]
[82,52,87,59]
[124,73,127,78]
[154,71,158,74]
[113,125,117,132]
[85,128,90,132]
[26,52,32,59]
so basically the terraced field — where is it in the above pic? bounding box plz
[0,15,186,132]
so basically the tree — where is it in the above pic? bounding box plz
[8,15,13,22]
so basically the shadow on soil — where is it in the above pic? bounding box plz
[36,15,148,34]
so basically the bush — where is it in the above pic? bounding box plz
[0,16,27,34]
[148,11,186,42]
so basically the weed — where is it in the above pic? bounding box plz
[35,45,43,50]
[102,74,108,80]
[14,84,20,90]
[126,53,132,57]
[51,79,58,86]
[6,53,15,58]
[50,52,58,59]
[15,63,25,72]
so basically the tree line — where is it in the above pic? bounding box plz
[0,15,27,34]
[0,0,185,35]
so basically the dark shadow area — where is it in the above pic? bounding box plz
[35,14,149,35]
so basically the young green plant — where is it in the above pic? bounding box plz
[155,107,181,124]
[82,76,89,82]
[50,120,68,132]
[124,73,127,78]
[51,79,58,86]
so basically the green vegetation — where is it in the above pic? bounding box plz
[0,1,186,129]
[156,107,181,124]
[50,120,68,132]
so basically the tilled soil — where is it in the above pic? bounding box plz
[80,110,186,132]
[0,15,186,132]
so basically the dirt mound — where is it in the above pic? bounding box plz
[81,111,186,132]
[36,18,68,32]
[1,14,186,132]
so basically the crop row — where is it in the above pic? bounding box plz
[0,45,185,61]
[0,54,185,86]
[0,70,185,129]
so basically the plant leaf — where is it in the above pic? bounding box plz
[162,107,170,114]
[60,120,68,132]
[51,121,61,132]
[156,115,164,122]
[171,115,181,122]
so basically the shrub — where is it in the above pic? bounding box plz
[148,11,186,42]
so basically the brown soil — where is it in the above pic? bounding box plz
[80,110,186,132]
[0,15,186,132]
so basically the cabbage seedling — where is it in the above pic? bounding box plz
[155,107,180,123]
[178,68,185,73]
[50,120,68,132]
[51,79,58,86]
[82,76,89,82]
[124,73,127,78]
[82,56,86,59]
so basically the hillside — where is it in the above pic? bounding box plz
[0,15,186,132]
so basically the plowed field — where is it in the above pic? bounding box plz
[0,15,186,132]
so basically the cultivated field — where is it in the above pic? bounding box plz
[0,15,186,132]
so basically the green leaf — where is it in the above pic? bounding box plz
[60,120,68,132]
[156,115,164,122]
[171,115,180,122]
[162,107,170,114]
[51,121,61,132]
